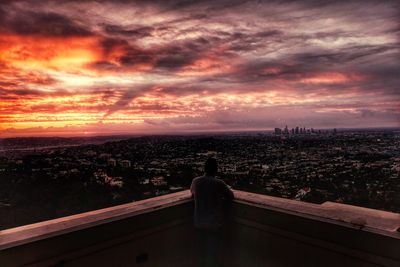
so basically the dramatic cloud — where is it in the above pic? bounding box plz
[0,0,399,137]
[1,11,92,37]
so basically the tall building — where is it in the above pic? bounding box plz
[284,125,289,135]
[274,128,282,135]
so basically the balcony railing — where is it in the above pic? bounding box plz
[0,190,399,267]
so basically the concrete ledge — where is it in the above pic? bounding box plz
[0,190,192,250]
[230,191,400,267]
[1,190,399,251]
[232,190,400,236]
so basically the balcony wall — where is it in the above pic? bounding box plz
[0,190,399,267]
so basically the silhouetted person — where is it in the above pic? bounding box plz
[190,158,234,267]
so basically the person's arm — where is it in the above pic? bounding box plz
[220,180,234,201]
[190,179,195,199]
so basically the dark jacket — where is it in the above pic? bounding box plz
[190,175,234,229]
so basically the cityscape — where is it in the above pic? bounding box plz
[0,1,399,265]
[1,127,399,230]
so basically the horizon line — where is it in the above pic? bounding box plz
[1,126,399,139]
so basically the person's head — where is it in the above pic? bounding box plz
[204,157,218,176]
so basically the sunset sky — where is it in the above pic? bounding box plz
[0,0,399,137]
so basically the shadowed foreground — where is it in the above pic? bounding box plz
[0,190,399,267]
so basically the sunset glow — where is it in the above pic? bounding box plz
[0,0,399,137]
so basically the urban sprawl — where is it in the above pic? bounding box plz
[0,128,399,229]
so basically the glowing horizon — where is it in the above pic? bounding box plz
[0,0,399,137]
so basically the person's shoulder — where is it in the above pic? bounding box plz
[215,178,228,186]
[192,175,205,183]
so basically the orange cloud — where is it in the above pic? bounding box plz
[0,92,117,130]
[179,56,232,76]
[0,34,101,74]
[261,67,282,75]
[299,72,366,84]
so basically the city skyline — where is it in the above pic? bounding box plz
[1,0,399,137]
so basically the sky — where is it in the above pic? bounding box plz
[0,0,399,137]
